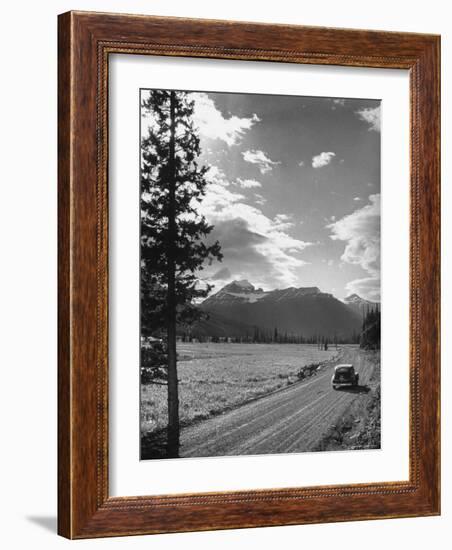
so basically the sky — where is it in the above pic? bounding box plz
[142,90,381,302]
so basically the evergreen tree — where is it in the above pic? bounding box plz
[141,90,222,457]
[360,305,381,349]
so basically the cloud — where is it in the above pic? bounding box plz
[235,178,262,189]
[206,165,229,186]
[210,267,231,280]
[202,182,245,214]
[356,106,381,132]
[298,160,305,167]
[345,277,381,302]
[195,168,312,289]
[273,213,294,229]
[328,194,380,300]
[203,216,310,290]
[192,93,260,146]
[312,151,336,168]
[274,214,291,222]
[242,149,281,174]
[332,98,346,106]
[353,197,362,201]
[254,193,267,206]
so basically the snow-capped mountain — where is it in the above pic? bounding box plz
[202,280,267,305]
[202,280,326,307]
[198,281,361,338]
[344,293,379,315]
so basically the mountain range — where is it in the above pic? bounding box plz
[184,280,378,340]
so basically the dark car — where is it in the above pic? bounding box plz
[331,364,359,389]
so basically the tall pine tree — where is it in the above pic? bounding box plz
[141,90,222,457]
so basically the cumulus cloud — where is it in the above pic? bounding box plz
[206,165,229,186]
[242,149,281,174]
[192,93,260,146]
[312,151,336,168]
[328,194,380,300]
[356,105,381,132]
[204,216,310,290]
[201,180,245,214]
[298,160,305,167]
[332,98,346,107]
[235,178,262,189]
[195,168,312,289]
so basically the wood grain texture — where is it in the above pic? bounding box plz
[57,11,440,539]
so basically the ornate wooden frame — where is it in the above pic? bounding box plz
[58,11,440,539]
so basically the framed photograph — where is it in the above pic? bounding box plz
[58,11,440,538]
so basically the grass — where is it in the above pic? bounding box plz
[141,343,340,437]
[313,349,381,452]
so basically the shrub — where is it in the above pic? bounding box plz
[141,341,168,384]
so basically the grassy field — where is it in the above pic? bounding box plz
[141,342,340,436]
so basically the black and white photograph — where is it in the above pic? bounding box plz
[139,88,381,460]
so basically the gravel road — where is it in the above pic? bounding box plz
[180,349,373,457]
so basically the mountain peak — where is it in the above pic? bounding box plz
[344,293,378,304]
[344,293,362,302]
[222,280,256,293]
[344,294,379,315]
[233,279,254,289]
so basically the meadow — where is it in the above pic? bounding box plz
[141,342,339,436]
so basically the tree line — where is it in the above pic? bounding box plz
[177,327,355,346]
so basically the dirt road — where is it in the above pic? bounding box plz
[180,349,375,457]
